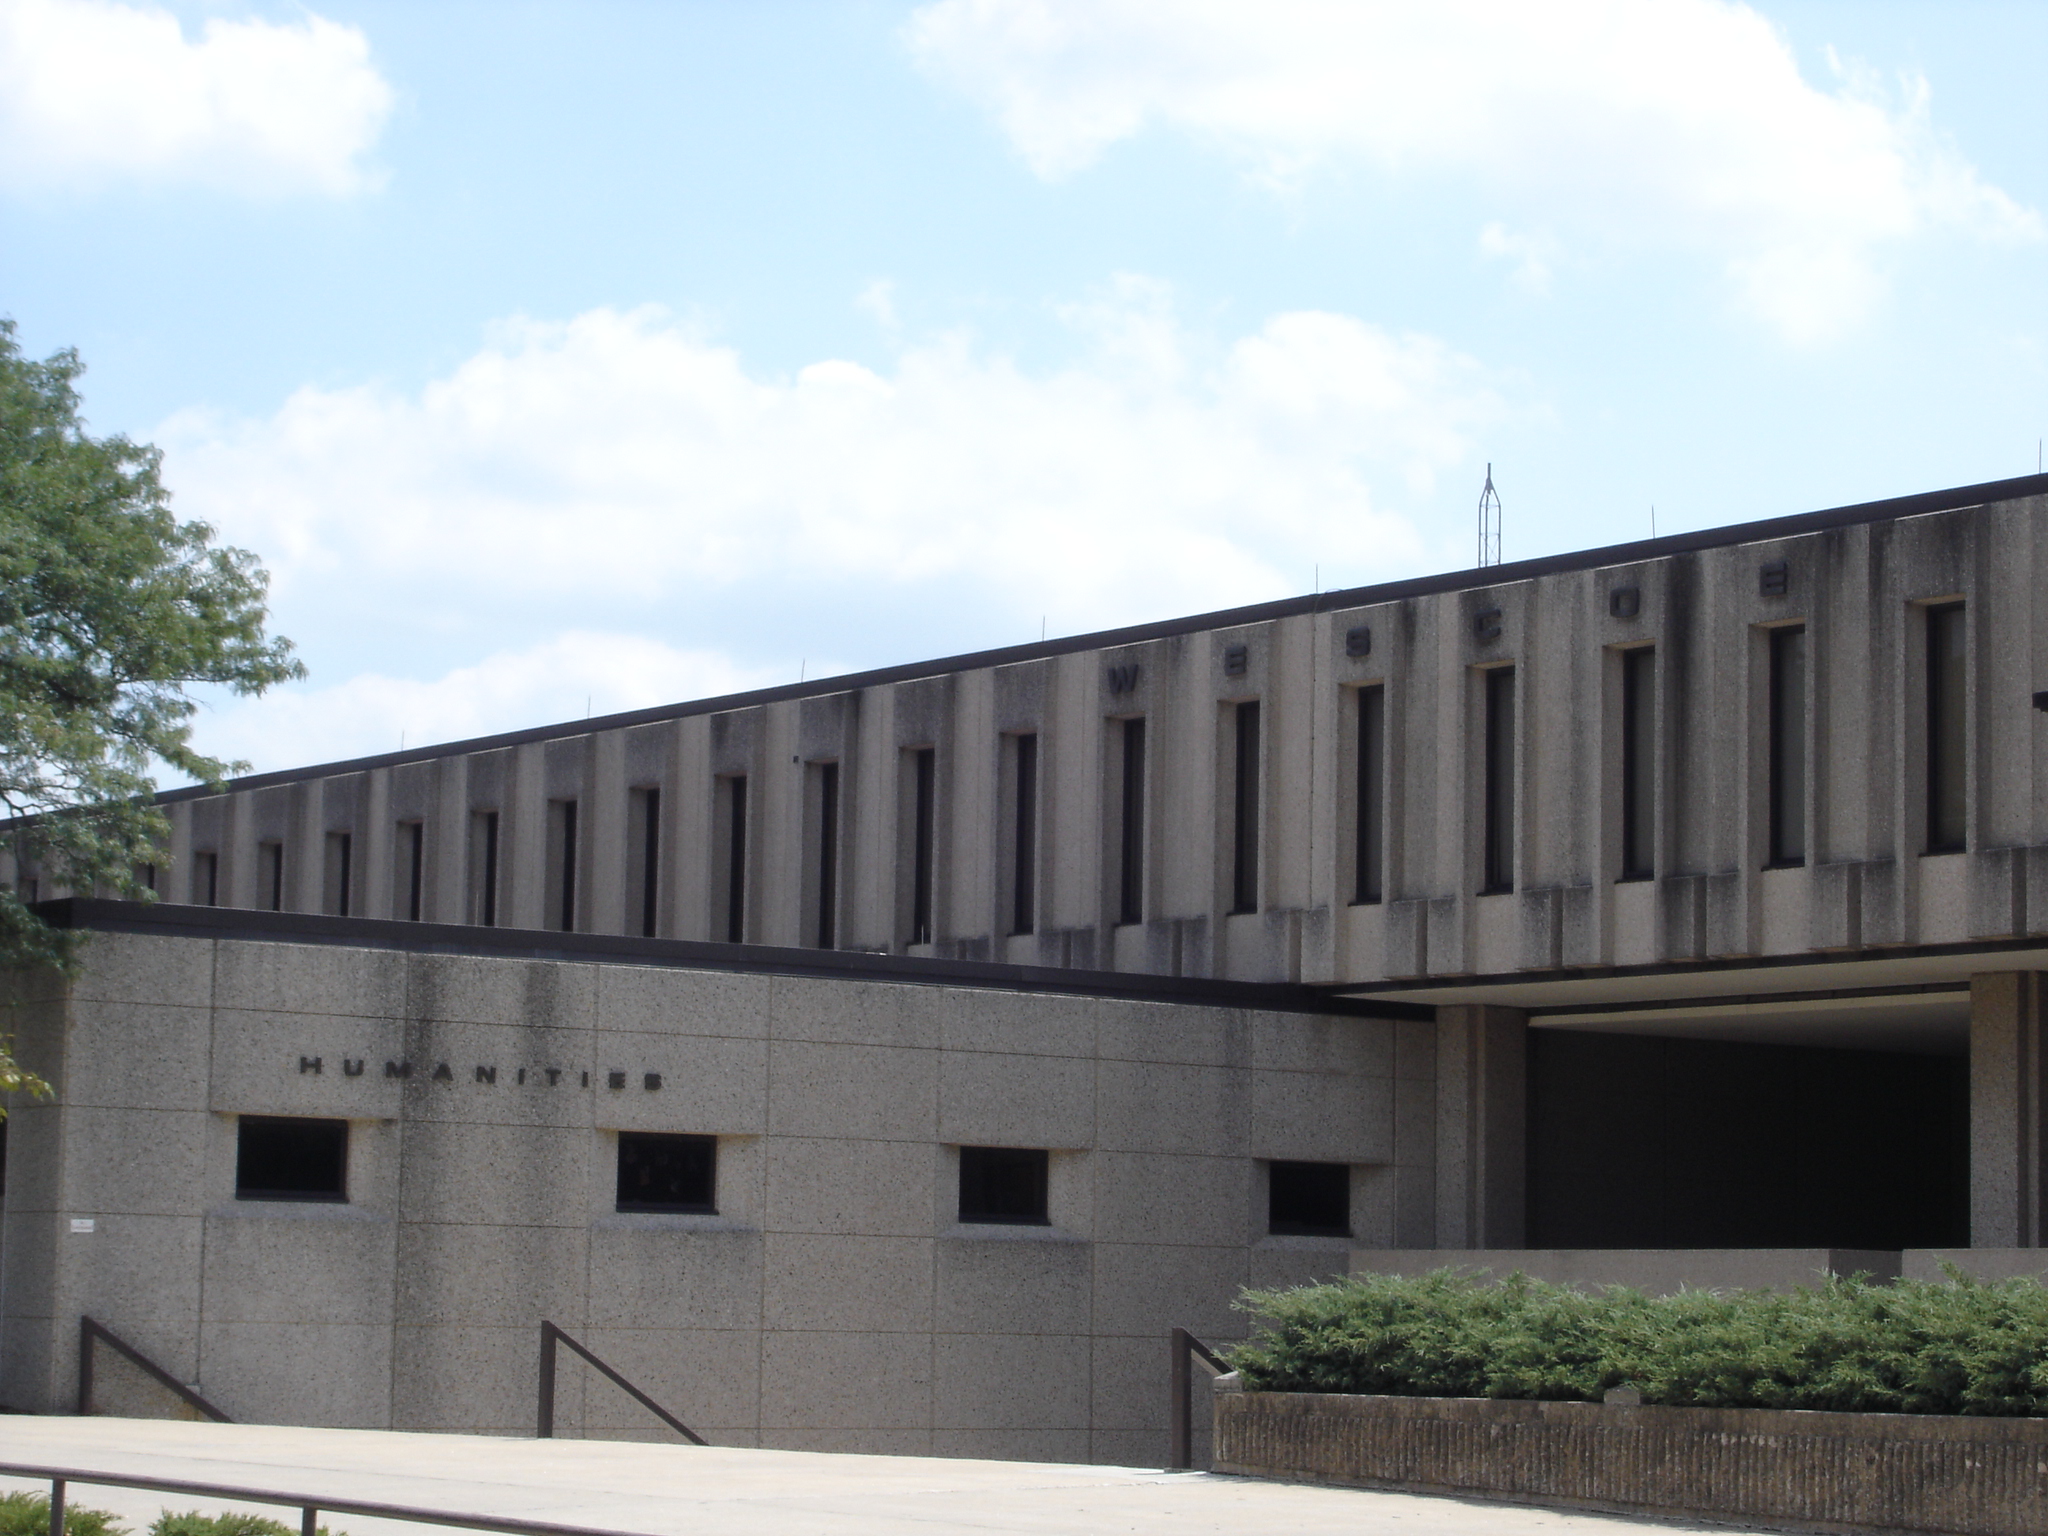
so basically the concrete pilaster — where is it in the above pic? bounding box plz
[1434,1004,1527,1248]
[1970,971,2048,1247]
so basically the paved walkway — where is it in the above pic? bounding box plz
[0,1418,1729,1536]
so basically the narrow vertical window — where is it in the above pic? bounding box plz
[1011,733,1037,937]
[545,799,578,932]
[1119,717,1146,925]
[135,863,156,894]
[627,787,660,938]
[1231,702,1261,914]
[259,841,284,911]
[1483,668,1516,893]
[323,831,352,916]
[1768,627,1807,867]
[1354,686,1384,904]
[193,850,218,907]
[910,747,936,944]
[1620,648,1656,880]
[723,776,748,943]
[1926,602,1967,853]
[395,821,424,921]
[815,764,838,949]
[469,810,499,927]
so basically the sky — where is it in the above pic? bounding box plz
[3,0,2045,777]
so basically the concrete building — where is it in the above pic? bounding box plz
[6,471,2048,1453]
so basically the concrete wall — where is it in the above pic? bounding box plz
[0,931,1430,1460]
[35,492,2043,991]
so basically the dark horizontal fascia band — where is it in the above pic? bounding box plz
[1523,980,1971,1018]
[153,470,2048,801]
[36,898,1432,1022]
[1331,933,2048,1002]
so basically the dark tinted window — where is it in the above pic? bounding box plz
[236,1116,347,1202]
[616,1132,717,1213]
[958,1145,1049,1225]
[1268,1160,1350,1236]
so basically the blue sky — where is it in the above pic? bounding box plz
[3,0,2045,774]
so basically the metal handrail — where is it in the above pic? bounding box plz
[0,1462,664,1536]
[77,1317,233,1423]
[535,1321,705,1445]
[1167,1326,1229,1470]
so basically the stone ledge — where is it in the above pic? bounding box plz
[1213,1388,2048,1536]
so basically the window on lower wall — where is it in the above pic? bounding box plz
[958,1145,1050,1225]
[1267,1160,1350,1236]
[236,1116,348,1202]
[616,1132,716,1213]
[192,850,219,907]
[258,841,284,911]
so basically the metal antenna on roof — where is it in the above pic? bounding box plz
[1477,463,1502,567]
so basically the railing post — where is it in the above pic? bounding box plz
[300,1508,316,1536]
[76,1318,93,1416]
[1168,1328,1192,1470]
[536,1322,557,1438]
[48,1478,65,1536]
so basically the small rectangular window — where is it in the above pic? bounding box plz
[627,787,661,939]
[134,862,156,894]
[1011,733,1037,937]
[1231,701,1261,914]
[236,1116,347,1203]
[1768,627,1807,867]
[1268,1160,1350,1237]
[616,1131,717,1213]
[258,841,284,912]
[1354,686,1384,904]
[1620,647,1656,880]
[909,747,937,945]
[1926,602,1967,854]
[469,810,499,926]
[545,799,578,932]
[1118,717,1146,925]
[395,821,425,921]
[192,850,219,908]
[1483,668,1516,893]
[323,832,352,917]
[721,775,748,943]
[958,1145,1050,1225]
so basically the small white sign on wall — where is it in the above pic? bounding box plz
[69,1218,95,1234]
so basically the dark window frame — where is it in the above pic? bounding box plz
[1620,646,1656,881]
[1925,602,1967,855]
[615,1131,718,1214]
[910,747,937,945]
[235,1115,348,1204]
[1231,701,1261,914]
[1353,685,1384,905]
[1267,1160,1351,1237]
[399,820,425,921]
[815,763,839,950]
[1118,717,1146,926]
[470,810,500,927]
[1767,626,1807,868]
[1482,667,1517,894]
[1011,733,1037,937]
[957,1144,1051,1226]
[724,774,749,943]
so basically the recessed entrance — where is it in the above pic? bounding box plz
[1527,1029,1968,1251]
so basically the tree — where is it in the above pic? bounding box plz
[1,318,303,1106]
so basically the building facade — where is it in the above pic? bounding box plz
[6,472,2048,1452]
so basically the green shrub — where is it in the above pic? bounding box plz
[1228,1269,2048,1415]
[148,1514,342,1536]
[0,1491,125,1536]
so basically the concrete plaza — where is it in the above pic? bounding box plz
[0,1417,1725,1536]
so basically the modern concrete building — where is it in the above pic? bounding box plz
[6,471,2048,1454]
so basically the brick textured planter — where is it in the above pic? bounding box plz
[1213,1386,2048,1536]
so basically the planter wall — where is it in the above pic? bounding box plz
[1212,1385,2048,1536]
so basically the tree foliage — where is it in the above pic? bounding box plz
[1229,1268,2048,1416]
[1,318,302,1101]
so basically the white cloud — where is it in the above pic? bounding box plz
[905,0,2040,343]
[0,0,392,194]
[187,633,786,777]
[159,285,1504,645]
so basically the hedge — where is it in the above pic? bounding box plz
[1228,1269,2048,1416]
